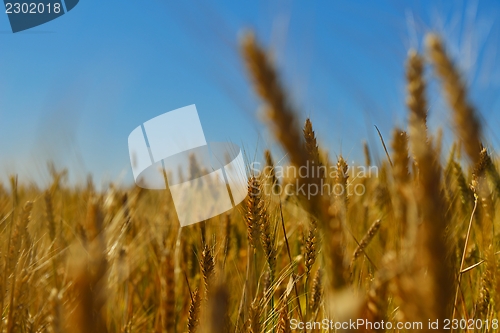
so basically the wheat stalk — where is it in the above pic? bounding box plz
[426,34,482,164]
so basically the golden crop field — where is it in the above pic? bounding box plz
[0,32,498,333]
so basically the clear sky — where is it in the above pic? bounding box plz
[1,0,499,188]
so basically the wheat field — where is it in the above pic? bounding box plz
[0,32,499,333]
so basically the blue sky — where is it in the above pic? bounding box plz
[1,0,499,187]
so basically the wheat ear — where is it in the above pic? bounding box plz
[407,49,453,324]
[426,34,482,164]
[187,288,201,333]
[241,32,307,169]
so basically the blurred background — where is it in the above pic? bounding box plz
[0,0,499,188]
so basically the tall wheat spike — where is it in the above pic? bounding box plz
[406,49,453,326]
[241,32,330,221]
[258,193,276,282]
[187,288,201,333]
[241,32,307,169]
[200,244,215,298]
[303,219,317,276]
[426,34,482,164]
[309,269,323,314]
[350,219,381,267]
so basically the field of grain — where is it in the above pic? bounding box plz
[0,32,499,333]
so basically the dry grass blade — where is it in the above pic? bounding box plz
[374,125,393,167]
[453,195,478,321]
